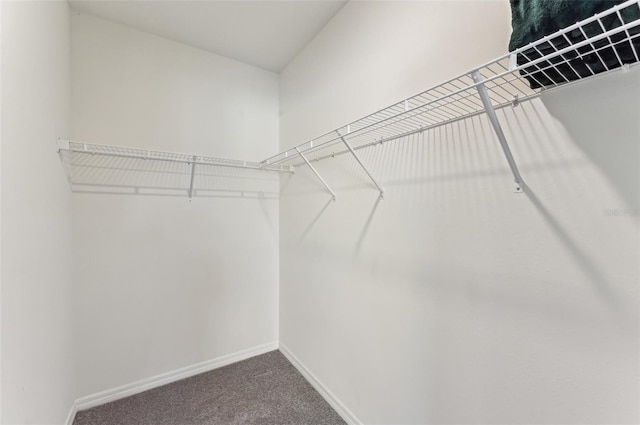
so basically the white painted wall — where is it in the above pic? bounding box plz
[70,12,279,397]
[1,1,75,423]
[279,2,640,424]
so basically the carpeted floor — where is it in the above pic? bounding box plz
[73,350,345,425]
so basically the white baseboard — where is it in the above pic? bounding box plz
[279,343,362,425]
[66,341,278,424]
[65,403,78,425]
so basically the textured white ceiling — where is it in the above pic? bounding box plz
[69,0,347,73]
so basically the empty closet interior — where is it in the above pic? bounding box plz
[2,1,639,424]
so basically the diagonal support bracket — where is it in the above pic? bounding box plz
[336,131,384,198]
[188,155,196,200]
[295,147,336,200]
[472,70,525,193]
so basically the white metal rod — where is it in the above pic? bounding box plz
[188,155,196,199]
[618,9,640,63]
[597,19,624,68]
[295,147,336,200]
[337,132,384,197]
[472,70,524,192]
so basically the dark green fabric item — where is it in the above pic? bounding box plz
[509,0,629,51]
[508,0,640,88]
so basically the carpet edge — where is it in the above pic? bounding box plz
[67,340,279,424]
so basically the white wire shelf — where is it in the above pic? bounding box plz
[57,0,640,199]
[260,0,640,196]
[57,140,293,173]
[57,140,290,199]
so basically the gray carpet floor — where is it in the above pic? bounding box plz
[73,350,345,425]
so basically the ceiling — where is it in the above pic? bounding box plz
[68,0,348,73]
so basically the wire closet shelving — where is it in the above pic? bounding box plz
[58,0,640,199]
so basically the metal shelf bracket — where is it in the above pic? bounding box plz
[56,137,70,152]
[188,155,196,200]
[336,131,384,198]
[295,147,336,200]
[471,70,525,193]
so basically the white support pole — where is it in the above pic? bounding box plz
[295,147,336,200]
[336,131,384,198]
[472,70,524,193]
[188,155,196,200]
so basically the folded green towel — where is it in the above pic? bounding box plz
[509,0,628,51]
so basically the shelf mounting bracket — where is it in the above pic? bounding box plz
[295,147,336,200]
[472,70,524,193]
[188,155,196,200]
[56,137,70,152]
[336,131,384,198]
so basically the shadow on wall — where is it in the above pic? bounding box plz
[541,68,640,209]
[354,195,382,257]
[285,72,639,310]
[279,70,639,425]
[299,197,334,243]
[58,150,280,200]
[525,187,618,306]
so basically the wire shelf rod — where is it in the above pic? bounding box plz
[270,84,514,168]
[293,48,638,168]
[290,91,541,167]
[471,0,639,71]
[337,131,384,197]
[272,50,631,170]
[515,31,640,83]
[508,17,640,74]
[617,9,640,62]
[60,141,292,173]
[265,64,536,167]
